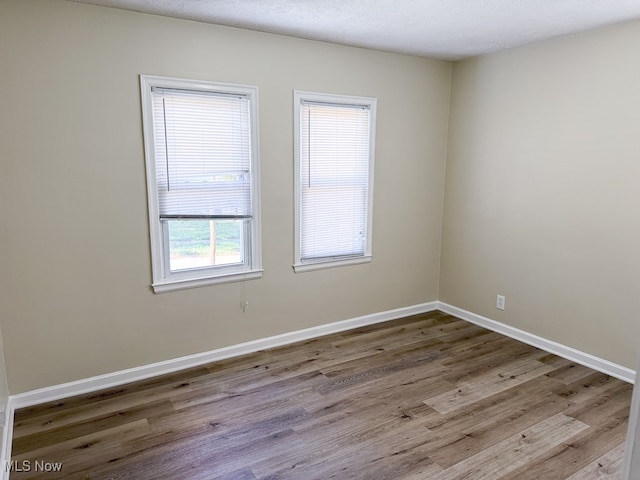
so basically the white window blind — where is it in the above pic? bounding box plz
[295,92,376,271]
[151,87,253,219]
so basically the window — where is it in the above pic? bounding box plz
[140,75,262,292]
[293,91,376,272]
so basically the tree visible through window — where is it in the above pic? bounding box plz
[167,219,242,270]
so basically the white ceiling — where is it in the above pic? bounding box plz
[71,0,640,60]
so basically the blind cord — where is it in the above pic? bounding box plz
[241,280,249,313]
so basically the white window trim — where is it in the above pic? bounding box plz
[293,90,376,273]
[140,75,262,293]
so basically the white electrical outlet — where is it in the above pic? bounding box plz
[496,294,506,310]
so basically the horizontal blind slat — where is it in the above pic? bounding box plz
[152,88,253,217]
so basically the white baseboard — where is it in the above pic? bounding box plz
[8,301,634,408]
[10,302,439,410]
[437,302,636,384]
[2,300,634,480]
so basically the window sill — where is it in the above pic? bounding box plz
[152,269,263,293]
[293,256,372,273]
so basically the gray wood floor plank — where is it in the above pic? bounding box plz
[565,442,625,480]
[430,413,589,480]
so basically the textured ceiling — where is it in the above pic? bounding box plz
[70,0,640,60]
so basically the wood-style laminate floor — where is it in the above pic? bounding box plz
[11,311,632,479]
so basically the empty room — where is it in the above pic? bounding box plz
[1,0,640,478]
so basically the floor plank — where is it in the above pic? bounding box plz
[430,414,589,480]
[424,353,554,415]
[565,442,625,480]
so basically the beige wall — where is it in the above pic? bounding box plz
[4,0,636,396]
[0,0,451,393]
[440,21,640,369]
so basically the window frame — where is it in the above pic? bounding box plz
[140,75,262,293]
[293,90,377,273]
